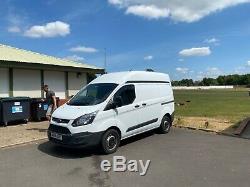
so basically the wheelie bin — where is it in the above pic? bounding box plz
[30,98,49,121]
[0,97,30,126]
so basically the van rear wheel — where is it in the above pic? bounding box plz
[158,115,172,134]
[101,129,120,154]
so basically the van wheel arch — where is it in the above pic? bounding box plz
[164,113,172,125]
[106,126,121,137]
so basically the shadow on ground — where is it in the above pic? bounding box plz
[26,128,47,132]
[0,120,28,127]
[38,129,159,159]
[38,142,97,159]
[120,130,157,147]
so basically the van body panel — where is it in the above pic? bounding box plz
[48,71,175,148]
[52,103,102,120]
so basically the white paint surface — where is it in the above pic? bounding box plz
[68,72,87,96]
[13,69,41,97]
[0,68,9,97]
[44,71,66,99]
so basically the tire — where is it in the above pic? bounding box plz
[158,115,172,134]
[101,129,120,154]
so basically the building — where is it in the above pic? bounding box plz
[0,44,104,99]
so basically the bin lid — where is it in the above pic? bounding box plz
[0,97,30,102]
[31,98,46,102]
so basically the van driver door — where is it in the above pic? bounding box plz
[111,84,140,137]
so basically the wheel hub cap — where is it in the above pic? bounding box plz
[164,121,170,130]
[107,135,116,150]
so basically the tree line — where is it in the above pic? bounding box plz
[172,74,250,86]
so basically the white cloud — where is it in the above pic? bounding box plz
[24,21,70,38]
[108,0,122,5]
[179,47,211,57]
[70,45,98,53]
[178,58,184,62]
[176,67,189,74]
[204,38,220,45]
[6,12,27,34]
[234,66,246,74]
[195,67,222,79]
[7,26,21,33]
[64,55,85,62]
[247,60,250,66]
[144,55,153,60]
[204,38,219,44]
[126,5,169,20]
[108,0,250,22]
[205,67,222,77]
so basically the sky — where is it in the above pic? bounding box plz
[1,0,250,80]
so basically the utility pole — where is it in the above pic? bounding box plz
[104,48,107,73]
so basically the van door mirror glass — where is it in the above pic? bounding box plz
[113,96,122,107]
[105,96,123,110]
[107,102,116,110]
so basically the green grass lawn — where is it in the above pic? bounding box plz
[174,89,250,122]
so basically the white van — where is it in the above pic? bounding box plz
[48,71,175,154]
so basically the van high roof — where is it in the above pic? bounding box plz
[91,71,170,84]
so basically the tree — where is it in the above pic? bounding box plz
[172,74,250,86]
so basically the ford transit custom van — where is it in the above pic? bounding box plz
[48,71,175,154]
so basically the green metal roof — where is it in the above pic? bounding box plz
[0,44,104,72]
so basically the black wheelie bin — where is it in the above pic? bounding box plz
[30,98,49,121]
[0,97,31,126]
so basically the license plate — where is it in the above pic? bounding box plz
[51,132,62,140]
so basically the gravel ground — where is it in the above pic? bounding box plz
[0,121,49,148]
[174,116,235,134]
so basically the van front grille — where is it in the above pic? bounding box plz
[48,124,71,134]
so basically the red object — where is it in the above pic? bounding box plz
[58,99,69,107]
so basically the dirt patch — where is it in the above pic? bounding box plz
[173,116,236,135]
[0,121,49,148]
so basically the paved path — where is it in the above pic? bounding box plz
[0,128,250,187]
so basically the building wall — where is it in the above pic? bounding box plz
[0,67,92,99]
[44,71,66,99]
[68,72,87,96]
[0,68,9,97]
[13,69,41,97]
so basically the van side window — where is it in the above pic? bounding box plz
[114,85,136,107]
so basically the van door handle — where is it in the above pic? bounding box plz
[142,103,147,106]
[134,105,140,108]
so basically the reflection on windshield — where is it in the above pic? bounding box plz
[68,83,118,106]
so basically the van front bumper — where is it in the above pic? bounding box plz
[47,130,103,148]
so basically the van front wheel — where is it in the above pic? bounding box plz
[158,115,172,134]
[101,129,120,154]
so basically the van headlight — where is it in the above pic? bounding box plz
[72,111,98,127]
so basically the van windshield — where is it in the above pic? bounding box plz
[67,83,118,106]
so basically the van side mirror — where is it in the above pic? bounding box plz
[105,96,123,110]
[113,96,122,108]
